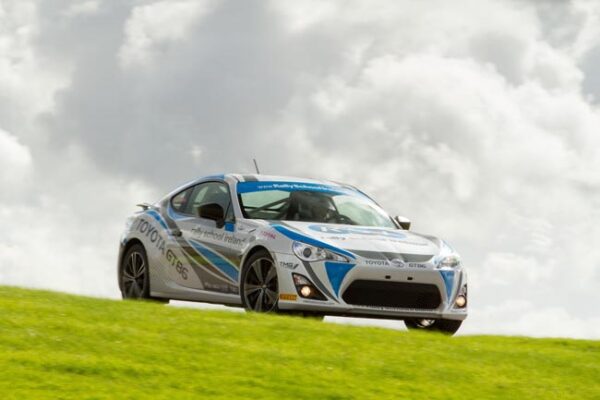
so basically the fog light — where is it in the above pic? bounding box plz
[455,295,467,308]
[292,273,327,300]
[300,285,313,297]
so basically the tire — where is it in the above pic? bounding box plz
[120,244,168,303]
[240,249,279,313]
[404,318,462,335]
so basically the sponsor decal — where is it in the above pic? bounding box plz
[326,236,347,241]
[166,249,188,279]
[260,231,276,240]
[408,262,428,269]
[191,226,247,247]
[237,181,359,196]
[137,219,188,280]
[279,261,299,270]
[365,259,391,267]
[309,225,408,240]
[279,293,298,301]
[364,258,406,267]
[138,219,166,252]
[390,258,406,268]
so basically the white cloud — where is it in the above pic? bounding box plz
[61,1,100,18]
[462,301,600,339]
[0,1,70,121]
[269,0,338,33]
[0,128,32,187]
[118,0,217,68]
[190,145,203,164]
[0,146,159,298]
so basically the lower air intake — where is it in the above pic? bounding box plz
[342,280,442,310]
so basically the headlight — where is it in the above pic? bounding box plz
[439,255,461,269]
[292,241,349,263]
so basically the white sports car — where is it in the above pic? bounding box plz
[118,174,467,334]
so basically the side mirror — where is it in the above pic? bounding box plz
[394,215,411,230]
[198,203,225,228]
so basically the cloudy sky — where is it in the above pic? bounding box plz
[1,0,600,339]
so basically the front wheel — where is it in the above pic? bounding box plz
[404,318,462,335]
[240,250,279,313]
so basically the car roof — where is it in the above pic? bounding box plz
[227,173,371,200]
[184,173,346,187]
[228,173,345,186]
[162,173,372,203]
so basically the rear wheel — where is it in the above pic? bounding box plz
[240,250,279,313]
[404,318,462,335]
[120,244,168,303]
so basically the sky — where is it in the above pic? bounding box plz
[1,0,600,339]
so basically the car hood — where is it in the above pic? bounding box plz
[280,221,441,256]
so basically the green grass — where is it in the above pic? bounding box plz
[0,287,599,399]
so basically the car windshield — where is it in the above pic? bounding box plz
[237,181,396,228]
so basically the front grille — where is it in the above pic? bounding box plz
[342,280,441,310]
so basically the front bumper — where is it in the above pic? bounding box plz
[273,252,468,321]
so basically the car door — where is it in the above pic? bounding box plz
[171,181,243,294]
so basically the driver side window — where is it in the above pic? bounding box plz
[184,182,232,219]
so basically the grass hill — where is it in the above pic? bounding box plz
[0,286,598,399]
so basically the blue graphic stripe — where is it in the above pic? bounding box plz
[271,224,356,260]
[146,210,169,230]
[203,174,225,180]
[237,181,360,196]
[325,262,355,296]
[439,270,455,300]
[189,240,239,281]
[167,205,188,221]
